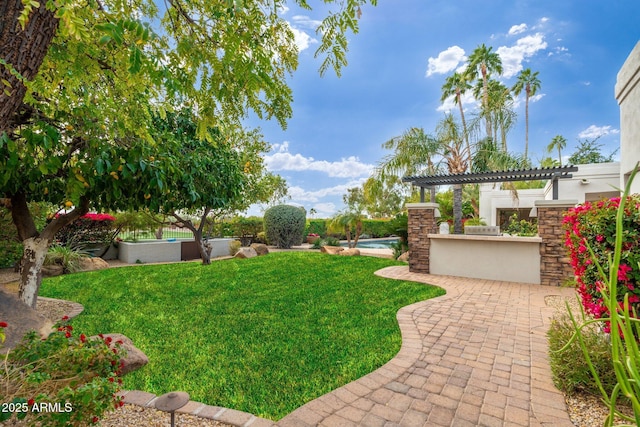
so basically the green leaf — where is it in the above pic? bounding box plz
[128,46,142,74]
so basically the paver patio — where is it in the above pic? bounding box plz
[277,266,576,427]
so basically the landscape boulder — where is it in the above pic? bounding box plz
[339,248,360,256]
[397,251,409,263]
[250,243,269,256]
[42,264,64,277]
[96,333,149,376]
[0,290,54,352]
[234,247,258,259]
[77,257,110,272]
[320,246,344,255]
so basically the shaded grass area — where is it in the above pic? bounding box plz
[40,252,444,420]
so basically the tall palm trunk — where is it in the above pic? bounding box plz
[481,67,492,139]
[457,93,471,170]
[524,90,530,160]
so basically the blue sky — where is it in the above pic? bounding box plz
[244,0,640,218]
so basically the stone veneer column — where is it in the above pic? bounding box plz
[406,203,439,274]
[535,200,578,287]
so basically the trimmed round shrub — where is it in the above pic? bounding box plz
[264,205,306,249]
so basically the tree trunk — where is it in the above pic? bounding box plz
[11,191,90,307]
[458,95,471,171]
[453,184,463,234]
[524,95,529,161]
[0,0,59,134]
[18,237,49,308]
[195,230,212,265]
[353,221,362,249]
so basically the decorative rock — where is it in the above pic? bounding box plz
[397,251,409,262]
[96,333,149,375]
[320,246,344,255]
[77,257,109,272]
[339,248,360,256]
[0,289,54,352]
[234,247,258,259]
[250,243,269,256]
[42,264,64,277]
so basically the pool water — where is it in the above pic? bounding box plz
[340,238,399,249]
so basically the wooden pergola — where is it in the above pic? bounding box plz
[402,165,579,202]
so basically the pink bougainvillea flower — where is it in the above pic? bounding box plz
[618,263,633,282]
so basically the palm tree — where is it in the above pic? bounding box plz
[512,68,541,160]
[467,44,503,139]
[436,114,469,234]
[474,79,516,151]
[377,127,442,202]
[441,72,473,167]
[547,134,567,165]
[330,211,364,249]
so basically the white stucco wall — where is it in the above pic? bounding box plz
[616,40,640,193]
[429,234,541,284]
[478,162,619,226]
[548,162,620,202]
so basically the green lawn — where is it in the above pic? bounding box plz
[40,252,444,420]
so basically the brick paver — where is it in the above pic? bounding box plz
[278,266,575,426]
[121,266,576,426]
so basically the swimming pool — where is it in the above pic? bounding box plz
[340,238,399,249]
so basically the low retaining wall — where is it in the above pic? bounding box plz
[118,239,233,264]
[428,234,542,284]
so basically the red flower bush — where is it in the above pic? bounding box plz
[564,195,640,332]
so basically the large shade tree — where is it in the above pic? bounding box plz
[1,0,378,307]
[147,110,253,265]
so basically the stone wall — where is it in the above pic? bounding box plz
[535,200,577,287]
[406,203,438,274]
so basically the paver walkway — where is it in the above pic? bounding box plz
[277,267,576,427]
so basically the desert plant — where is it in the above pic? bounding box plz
[44,245,87,274]
[548,309,618,396]
[263,205,306,249]
[390,240,408,260]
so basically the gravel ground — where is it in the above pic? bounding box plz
[100,404,231,427]
[0,267,631,426]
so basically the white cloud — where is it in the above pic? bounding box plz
[292,15,322,30]
[578,125,620,139]
[265,144,374,178]
[497,33,548,78]
[426,46,467,77]
[287,179,367,203]
[508,23,528,36]
[311,203,337,217]
[290,27,316,51]
[530,93,545,103]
